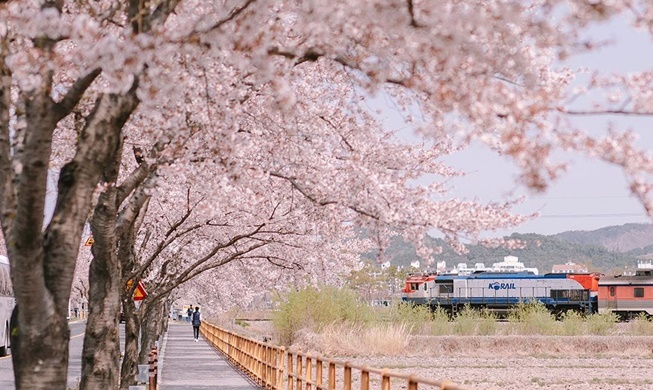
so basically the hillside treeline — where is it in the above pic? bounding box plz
[363,232,643,274]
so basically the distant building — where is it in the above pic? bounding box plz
[551,261,588,274]
[623,260,653,276]
[638,259,653,269]
[453,262,488,275]
[380,261,391,270]
[452,256,538,275]
[410,260,420,269]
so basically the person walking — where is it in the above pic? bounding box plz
[191,306,201,341]
[186,306,193,323]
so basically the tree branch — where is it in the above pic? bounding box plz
[406,0,420,27]
[270,171,380,220]
[129,0,181,34]
[151,241,267,301]
[196,0,257,34]
[54,68,101,122]
[115,143,162,207]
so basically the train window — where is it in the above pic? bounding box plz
[609,286,615,297]
[551,290,589,301]
[634,288,645,298]
[570,290,588,301]
[410,283,419,291]
[438,284,453,294]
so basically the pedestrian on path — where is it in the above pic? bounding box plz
[186,306,193,323]
[192,306,201,341]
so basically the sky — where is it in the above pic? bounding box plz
[373,16,653,236]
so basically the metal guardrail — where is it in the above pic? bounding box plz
[200,321,474,390]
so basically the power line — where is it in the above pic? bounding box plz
[539,213,649,219]
[531,195,634,200]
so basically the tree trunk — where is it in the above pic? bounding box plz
[79,89,139,390]
[11,304,70,389]
[79,263,122,390]
[138,301,164,364]
[80,187,122,390]
[161,297,172,334]
[119,297,141,390]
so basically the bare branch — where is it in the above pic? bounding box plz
[406,0,420,27]
[270,171,380,220]
[149,0,183,28]
[168,241,267,293]
[137,227,267,300]
[115,143,162,207]
[129,0,181,34]
[269,172,336,207]
[54,68,101,122]
[319,115,353,152]
[196,0,257,34]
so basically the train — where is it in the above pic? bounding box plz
[401,267,653,318]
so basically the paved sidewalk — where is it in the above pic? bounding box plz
[160,323,260,390]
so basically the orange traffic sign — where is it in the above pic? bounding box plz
[84,236,94,246]
[126,279,148,301]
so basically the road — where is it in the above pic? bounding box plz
[0,321,87,389]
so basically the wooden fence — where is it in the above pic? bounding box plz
[200,321,474,390]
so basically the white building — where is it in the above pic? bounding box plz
[453,262,488,275]
[551,261,588,274]
[491,255,538,275]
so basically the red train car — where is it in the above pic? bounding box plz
[598,269,653,318]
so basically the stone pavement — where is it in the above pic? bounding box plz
[159,322,260,390]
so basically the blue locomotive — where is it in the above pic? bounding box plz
[402,271,599,315]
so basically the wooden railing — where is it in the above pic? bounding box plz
[200,321,474,390]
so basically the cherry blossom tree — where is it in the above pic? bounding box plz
[2,1,653,389]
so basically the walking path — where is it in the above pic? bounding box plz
[159,322,260,390]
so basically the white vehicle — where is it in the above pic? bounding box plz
[0,256,14,356]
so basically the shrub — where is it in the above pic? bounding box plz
[425,306,451,335]
[559,310,585,336]
[507,301,556,335]
[388,302,433,334]
[476,308,498,335]
[453,305,478,335]
[586,312,618,335]
[272,285,373,345]
[629,313,653,335]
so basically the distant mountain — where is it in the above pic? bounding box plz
[554,223,653,252]
[362,223,653,273]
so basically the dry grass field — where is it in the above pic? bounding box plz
[268,323,653,390]
[224,305,653,390]
[345,334,653,390]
